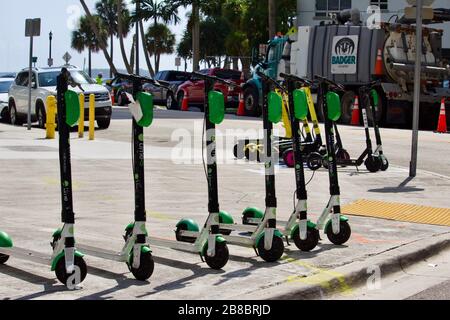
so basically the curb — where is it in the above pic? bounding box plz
[236,232,450,300]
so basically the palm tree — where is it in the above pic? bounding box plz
[71,15,108,77]
[96,0,131,77]
[117,0,133,73]
[145,23,176,73]
[131,0,180,77]
[79,0,117,74]
[166,0,205,72]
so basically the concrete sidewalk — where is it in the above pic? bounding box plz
[0,113,449,300]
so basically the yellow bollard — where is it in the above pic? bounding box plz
[46,95,57,139]
[89,94,95,141]
[78,93,85,138]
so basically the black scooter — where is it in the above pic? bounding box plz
[326,83,383,173]
[311,75,352,245]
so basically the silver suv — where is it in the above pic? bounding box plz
[8,66,112,129]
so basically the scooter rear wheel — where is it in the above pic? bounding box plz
[204,241,229,270]
[257,236,284,262]
[282,149,295,168]
[175,223,197,243]
[233,144,244,159]
[325,220,351,245]
[0,254,9,264]
[55,255,88,286]
[293,227,320,252]
[129,251,155,281]
[365,156,382,173]
[307,153,323,171]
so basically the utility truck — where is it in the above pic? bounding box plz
[242,9,450,128]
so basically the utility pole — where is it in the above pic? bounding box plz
[409,0,423,178]
[25,18,41,131]
[268,0,277,40]
[192,0,200,71]
[48,31,53,67]
[136,0,140,75]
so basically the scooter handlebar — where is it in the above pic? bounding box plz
[61,68,85,92]
[279,73,312,86]
[314,75,345,92]
[114,72,170,89]
[255,71,286,91]
[190,72,239,88]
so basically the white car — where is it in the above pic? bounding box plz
[0,77,14,121]
[8,66,112,129]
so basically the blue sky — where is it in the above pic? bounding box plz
[0,0,189,73]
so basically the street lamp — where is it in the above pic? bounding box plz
[48,31,53,67]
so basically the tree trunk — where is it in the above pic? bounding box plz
[130,35,135,72]
[139,21,155,77]
[79,0,117,74]
[241,58,251,79]
[232,57,239,71]
[117,0,132,74]
[156,54,161,74]
[110,34,114,78]
[192,0,200,71]
[88,47,92,77]
[268,0,276,40]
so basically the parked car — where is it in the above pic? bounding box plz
[8,66,112,129]
[105,78,133,106]
[143,70,191,109]
[175,68,243,111]
[0,77,14,121]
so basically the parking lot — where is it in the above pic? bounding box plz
[0,108,449,300]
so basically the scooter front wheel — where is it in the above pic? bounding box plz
[204,241,229,270]
[0,254,9,264]
[55,255,88,286]
[257,236,284,262]
[293,227,320,252]
[325,220,351,245]
[129,251,155,281]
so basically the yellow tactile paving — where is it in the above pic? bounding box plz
[342,199,450,227]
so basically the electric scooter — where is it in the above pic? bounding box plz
[0,68,88,287]
[313,75,352,245]
[176,71,285,262]
[363,82,389,171]
[75,72,162,281]
[280,84,326,171]
[326,84,383,173]
[140,71,231,270]
[234,83,325,171]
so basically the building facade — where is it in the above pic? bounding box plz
[297,0,450,47]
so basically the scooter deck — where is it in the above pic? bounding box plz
[0,247,52,266]
[76,244,125,263]
[148,236,199,254]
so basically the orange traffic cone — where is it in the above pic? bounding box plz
[374,49,384,76]
[181,95,189,112]
[237,93,246,116]
[351,95,360,126]
[436,98,448,134]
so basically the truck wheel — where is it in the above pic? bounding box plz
[37,103,47,129]
[340,91,356,125]
[243,86,260,117]
[97,118,111,129]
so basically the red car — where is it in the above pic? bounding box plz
[176,68,243,111]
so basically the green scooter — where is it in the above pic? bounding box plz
[0,68,88,287]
